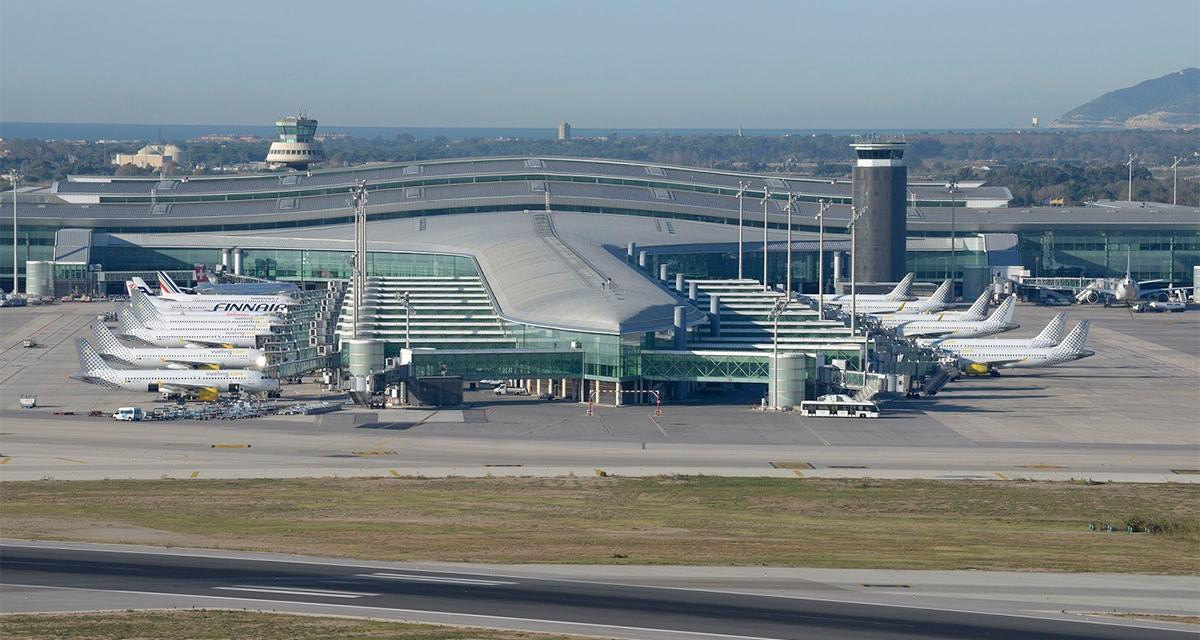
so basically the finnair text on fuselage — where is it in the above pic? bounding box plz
[210,302,290,313]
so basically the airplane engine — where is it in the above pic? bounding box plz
[197,387,219,402]
[1076,290,1099,304]
[961,363,991,375]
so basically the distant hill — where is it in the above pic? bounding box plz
[1053,68,1199,129]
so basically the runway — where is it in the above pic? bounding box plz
[1,541,1193,639]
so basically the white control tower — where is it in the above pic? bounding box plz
[266,115,325,170]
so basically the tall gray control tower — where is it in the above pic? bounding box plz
[850,136,908,282]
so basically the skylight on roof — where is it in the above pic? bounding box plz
[645,166,666,177]
[403,165,421,175]
[524,159,545,169]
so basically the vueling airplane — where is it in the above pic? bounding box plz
[826,272,916,303]
[892,295,1018,339]
[926,313,1067,351]
[838,279,954,315]
[92,318,267,370]
[118,307,270,349]
[874,289,992,326]
[937,320,1093,375]
[72,338,280,401]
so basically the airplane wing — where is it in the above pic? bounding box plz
[162,360,221,370]
[183,339,239,349]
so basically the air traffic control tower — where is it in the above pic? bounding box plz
[851,136,908,283]
[266,115,325,170]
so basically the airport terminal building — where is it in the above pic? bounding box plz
[4,155,1198,401]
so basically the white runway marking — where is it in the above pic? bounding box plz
[357,572,516,586]
[213,585,379,598]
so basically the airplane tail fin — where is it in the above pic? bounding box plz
[1054,320,1090,355]
[91,317,131,357]
[130,291,160,323]
[987,295,1015,325]
[157,270,184,295]
[921,279,952,310]
[129,277,154,296]
[76,338,110,373]
[960,289,991,321]
[1031,312,1067,347]
[884,273,915,301]
[118,307,148,338]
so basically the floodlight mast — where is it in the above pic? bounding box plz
[785,192,795,296]
[1126,154,1136,203]
[947,178,959,301]
[768,297,788,410]
[736,181,747,279]
[347,180,369,340]
[761,187,771,292]
[848,206,865,337]
[1171,156,1182,205]
[6,170,18,295]
[816,199,830,319]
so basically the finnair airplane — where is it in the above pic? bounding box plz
[152,272,295,311]
[925,313,1067,350]
[826,272,916,303]
[892,296,1018,339]
[938,320,1093,375]
[73,338,280,401]
[128,290,284,326]
[838,279,954,315]
[118,307,271,349]
[874,289,992,326]
[92,318,267,370]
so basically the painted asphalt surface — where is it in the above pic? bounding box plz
[2,542,1194,640]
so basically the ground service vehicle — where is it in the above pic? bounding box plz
[113,407,145,421]
[799,394,880,418]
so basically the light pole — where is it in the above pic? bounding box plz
[947,178,959,302]
[6,170,19,295]
[346,180,368,340]
[784,192,795,296]
[761,187,771,292]
[396,291,412,349]
[848,206,865,337]
[1171,156,1182,205]
[768,297,787,410]
[816,199,830,319]
[1126,153,1136,203]
[736,181,747,279]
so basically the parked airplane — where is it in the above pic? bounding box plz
[191,265,299,296]
[874,289,992,326]
[153,271,296,310]
[73,338,279,401]
[938,320,1093,375]
[836,279,954,315]
[92,318,267,370]
[892,295,1017,339]
[926,312,1067,351]
[118,307,270,349]
[1034,251,1191,305]
[129,290,285,325]
[826,272,916,303]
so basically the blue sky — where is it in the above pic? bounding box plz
[2,0,1197,128]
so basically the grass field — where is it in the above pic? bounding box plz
[2,476,1197,574]
[0,610,583,639]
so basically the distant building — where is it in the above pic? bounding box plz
[266,115,325,169]
[557,122,571,141]
[111,144,188,169]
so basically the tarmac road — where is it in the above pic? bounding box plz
[0,542,1193,640]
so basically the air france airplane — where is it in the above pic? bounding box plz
[72,338,280,401]
[892,296,1018,339]
[938,320,1093,375]
[826,272,916,303]
[92,318,267,370]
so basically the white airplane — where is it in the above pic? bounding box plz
[73,338,279,401]
[874,289,992,326]
[92,318,267,370]
[118,307,270,349]
[836,279,954,315]
[826,272,916,303]
[128,290,284,326]
[157,271,296,309]
[939,320,1093,375]
[892,296,1018,339]
[1036,251,1191,306]
[926,312,1067,350]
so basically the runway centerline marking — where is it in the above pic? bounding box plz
[214,585,379,599]
[357,572,516,586]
